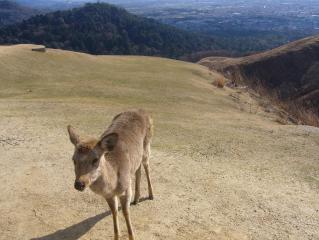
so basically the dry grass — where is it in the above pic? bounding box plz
[283,103,319,127]
[275,117,288,125]
[270,97,319,127]
[251,81,319,127]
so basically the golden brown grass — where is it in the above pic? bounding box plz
[283,103,319,127]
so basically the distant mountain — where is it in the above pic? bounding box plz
[199,35,319,119]
[16,0,83,10]
[0,0,40,25]
[0,3,219,58]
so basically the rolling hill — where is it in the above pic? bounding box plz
[0,2,219,58]
[0,44,318,240]
[199,35,319,122]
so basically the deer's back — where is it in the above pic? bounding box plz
[103,109,152,172]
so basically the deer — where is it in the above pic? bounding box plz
[67,109,154,240]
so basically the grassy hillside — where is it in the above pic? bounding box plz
[0,45,216,103]
[0,45,318,240]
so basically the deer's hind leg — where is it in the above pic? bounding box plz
[132,165,142,205]
[142,142,154,200]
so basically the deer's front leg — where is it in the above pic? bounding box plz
[120,186,135,240]
[106,197,120,240]
[133,165,142,205]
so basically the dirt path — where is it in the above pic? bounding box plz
[0,99,318,240]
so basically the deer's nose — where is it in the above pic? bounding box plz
[74,180,85,191]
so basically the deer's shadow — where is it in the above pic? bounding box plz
[31,197,150,240]
[30,211,110,240]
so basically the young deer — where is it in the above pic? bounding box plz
[67,109,154,240]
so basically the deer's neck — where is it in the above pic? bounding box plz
[90,153,118,198]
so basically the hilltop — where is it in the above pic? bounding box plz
[0,3,219,58]
[0,45,318,239]
[199,35,319,124]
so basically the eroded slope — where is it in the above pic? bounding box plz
[199,36,319,115]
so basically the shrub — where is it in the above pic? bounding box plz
[213,77,225,88]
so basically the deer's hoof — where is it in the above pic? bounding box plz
[129,234,135,240]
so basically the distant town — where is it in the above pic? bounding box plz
[125,0,318,33]
[120,0,319,54]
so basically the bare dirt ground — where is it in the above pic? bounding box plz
[0,45,319,240]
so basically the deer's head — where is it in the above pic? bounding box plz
[67,125,118,191]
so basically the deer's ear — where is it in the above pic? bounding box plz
[99,133,118,151]
[67,125,80,145]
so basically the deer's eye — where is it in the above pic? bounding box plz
[92,158,99,166]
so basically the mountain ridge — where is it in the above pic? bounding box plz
[0,2,219,58]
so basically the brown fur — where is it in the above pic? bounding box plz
[67,109,154,240]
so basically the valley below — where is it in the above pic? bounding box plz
[0,45,318,240]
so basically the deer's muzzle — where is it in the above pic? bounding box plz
[74,180,85,191]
